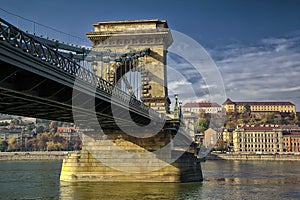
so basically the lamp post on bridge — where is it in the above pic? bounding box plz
[174,94,179,119]
[92,61,97,74]
[179,101,183,119]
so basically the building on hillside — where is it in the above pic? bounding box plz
[204,128,218,149]
[57,127,79,141]
[0,119,12,125]
[233,124,283,154]
[0,128,34,148]
[222,98,296,113]
[282,126,300,153]
[182,102,222,114]
[0,128,23,142]
[182,112,197,141]
[283,132,300,153]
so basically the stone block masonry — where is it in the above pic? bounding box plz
[60,138,203,182]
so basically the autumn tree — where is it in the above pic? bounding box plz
[46,141,62,151]
[26,138,37,151]
[36,133,49,151]
[7,137,20,151]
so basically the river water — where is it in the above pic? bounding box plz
[0,160,299,199]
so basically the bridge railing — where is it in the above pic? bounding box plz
[0,18,160,120]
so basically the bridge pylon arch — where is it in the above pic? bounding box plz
[86,19,173,114]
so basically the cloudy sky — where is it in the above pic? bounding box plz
[1,0,300,111]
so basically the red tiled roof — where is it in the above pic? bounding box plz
[57,127,76,132]
[283,132,300,137]
[183,102,221,108]
[223,98,234,105]
[223,98,294,106]
[236,102,294,106]
[238,125,281,131]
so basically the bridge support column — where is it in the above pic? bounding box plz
[86,19,173,114]
[60,132,203,182]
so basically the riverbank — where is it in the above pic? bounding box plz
[0,151,68,160]
[2,151,300,161]
[206,153,300,161]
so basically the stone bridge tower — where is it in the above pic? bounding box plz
[86,19,173,114]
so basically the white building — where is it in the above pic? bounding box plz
[182,102,222,114]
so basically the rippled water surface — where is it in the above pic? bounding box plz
[0,160,299,199]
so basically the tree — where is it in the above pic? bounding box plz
[225,121,236,129]
[36,126,45,134]
[244,104,251,113]
[36,133,49,151]
[295,114,299,126]
[72,137,82,151]
[215,138,228,152]
[26,138,37,151]
[52,133,61,143]
[46,141,54,151]
[259,115,268,124]
[7,137,20,151]
[25,123,35,131]
[266,113,275,124]
[0,140,8,152]
[237,119,244,125]
[197,117,209,132]
[274,117,282,125]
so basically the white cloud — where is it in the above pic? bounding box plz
[166,33,300,111]
[211,34,300,110]
[168,79,191,90]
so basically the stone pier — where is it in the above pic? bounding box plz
[60,140,203,182]
[60,152,203,182]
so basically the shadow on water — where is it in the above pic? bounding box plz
[60,181,203,200]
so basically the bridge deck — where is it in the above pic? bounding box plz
[0,17,162,130]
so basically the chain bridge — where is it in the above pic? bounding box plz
[0,17,202,182]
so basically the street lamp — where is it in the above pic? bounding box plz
[174,94,179,119]
[92,61,98,74]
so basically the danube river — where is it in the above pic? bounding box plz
[0,160,299,199]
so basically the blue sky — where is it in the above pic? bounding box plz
[1,0,300,111]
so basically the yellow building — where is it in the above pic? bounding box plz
[222,129,234,148]
[222,98,296,113]
[233,125,283,154]
[283,132,300,153]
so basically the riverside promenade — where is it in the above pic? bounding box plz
[0,151,68,160]
[206,153,300,161]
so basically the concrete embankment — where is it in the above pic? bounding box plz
[206,153,300,161]
[0,151,68,160]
